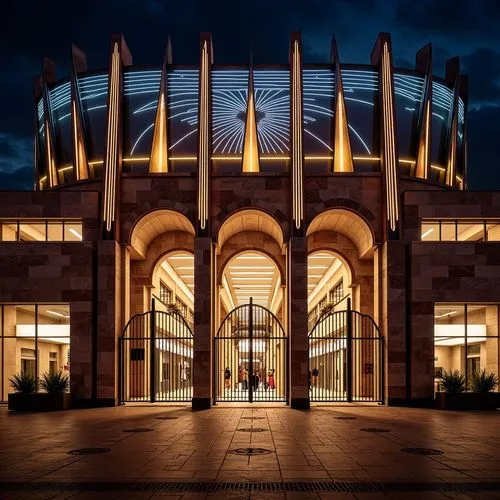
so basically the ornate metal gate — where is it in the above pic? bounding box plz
[119,299,193,403]
[309,298,384,403]
[214,299,287,403]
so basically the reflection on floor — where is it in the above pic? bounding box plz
[217,386,286,402]
[128,386,193,402]
[309,386,347,401]
[2,405,500,491]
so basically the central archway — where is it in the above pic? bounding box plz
[214,301,287,403]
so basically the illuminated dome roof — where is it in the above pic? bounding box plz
[34,33,467,190]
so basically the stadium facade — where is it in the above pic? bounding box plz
[1,32,499,410]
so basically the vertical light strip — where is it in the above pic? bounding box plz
[382,42,399,232]
[339,92,344,168]
[292,40,303,230]
[424,100,430,179]
[446,105,457,186]
[159,94,164,169]
[45,118,58,188]
[43,80,58,189]
[103,43,120,232]
[198,41,209,230]
[72,100,80,178]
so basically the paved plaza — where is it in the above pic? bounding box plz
[1,404,500,499]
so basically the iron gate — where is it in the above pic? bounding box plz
[214,299,287,403]
[309,298,384,403]
[119,299,193,403]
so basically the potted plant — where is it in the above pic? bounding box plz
[436,369,500,410]
[8,370,70,412]
[435,370,467,410]
[469,369,500,410]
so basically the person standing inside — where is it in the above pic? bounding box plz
[312,367,319,388]
[224,367,231,390]
[242,368,248,391]
[268,369,276,390]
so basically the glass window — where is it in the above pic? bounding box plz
[467,304,498,388]
[342,67,379,171]
[79,73,109,163]
[37,305,70,382]
[434,304,465,392]
[19,222,47,242]
[1,222,18,241]
[160,282,173,305]
[63,222,83,241]
[168,69,199,173]
[47,222,63,241]
[440,221,456,241]
[457,222,485,242]
[421,222,440,241]
[435,303,500,394]
[303,68,334,159]
[486,223,500,241]
[394,72,425,162]
[0,304,71,402]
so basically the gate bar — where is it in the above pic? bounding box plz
[249,297,253,403]
[150,298,156,403]
[346,298,353,403]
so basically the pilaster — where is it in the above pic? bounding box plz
[288,236,310,409]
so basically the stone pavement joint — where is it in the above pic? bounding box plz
[1,405,500,498]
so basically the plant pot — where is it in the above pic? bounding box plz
[436,391,500,410]
[8,392,71,412]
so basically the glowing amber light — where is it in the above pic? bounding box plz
[103,42,120,232]
[242,72,260,173]
[382,42,399,232]
[291,39,304,230]
[197,40,209,230]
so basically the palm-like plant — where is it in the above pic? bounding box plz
[39,370,69,394]
[319,302,335,317]
[440,370,467,393]
[166,303,182,315]
[470,369,499,393]
[9,372,38,393]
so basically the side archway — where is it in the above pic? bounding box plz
[307,208,375,258]
[129,209,195,260]
[216,208,285,251]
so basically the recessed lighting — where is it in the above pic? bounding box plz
[69,228,82,240]
[421,228,434,239]
[47,310,70,319]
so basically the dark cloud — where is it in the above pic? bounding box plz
[395,0,500,39]
[467,105,500,189]
[0,134,32,174]
[461,49,500,107]
[0,167,33,190]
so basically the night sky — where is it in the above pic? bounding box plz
[0,0,499,189]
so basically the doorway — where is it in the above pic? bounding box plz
[214,300,287,403]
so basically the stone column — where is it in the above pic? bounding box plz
[120,246,131,328]
[192,236,213,410]
[96,239,122,406]
[383,240,409,404]
[288,236,310,409]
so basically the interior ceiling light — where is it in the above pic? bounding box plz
[421,228,434,239]
[47,310,70,318]
[435,310,457,318]
[69,228,82,240]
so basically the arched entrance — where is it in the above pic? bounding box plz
[214,301,287,403]
[308,299,384,403]
[119,303,194,403]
